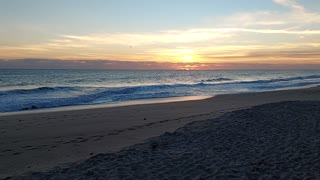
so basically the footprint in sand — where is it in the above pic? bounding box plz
[2,149,13,152]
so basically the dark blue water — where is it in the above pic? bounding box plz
[1,69,320,112]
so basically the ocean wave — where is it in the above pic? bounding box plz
[236,74,320,85]
[3,90,183,112]
[255,81,320,90]
[201,78,233,82]
[1,74,320,96]
[1,74,320,112]
[0,86,80,96]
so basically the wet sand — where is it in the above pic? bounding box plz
[1,86,320,178]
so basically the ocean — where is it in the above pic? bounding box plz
[1,69,320,113]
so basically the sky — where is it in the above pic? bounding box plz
[0,0,320,70]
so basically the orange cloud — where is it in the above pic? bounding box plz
[1,59,320,70]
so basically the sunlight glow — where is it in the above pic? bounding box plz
[179,55,195,63]
[175,49,199,63]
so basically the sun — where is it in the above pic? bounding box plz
[179,55,195,63]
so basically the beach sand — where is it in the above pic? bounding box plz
[14,101,320,179]
[1,86,320,179]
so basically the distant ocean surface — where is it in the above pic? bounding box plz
[1,69,320,113]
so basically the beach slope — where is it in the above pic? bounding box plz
[1,86,320,178]
[15,101,320,179]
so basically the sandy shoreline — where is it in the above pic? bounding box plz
[1,86,320,178]
[16,101,320,179]
[0,95,211,116]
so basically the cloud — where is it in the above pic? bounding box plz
[1,58,319,70]
[2,27,319,56]
[61,29,234,46]
[202,50,320,62]
[0,59,175,70]
[0,29,235,56]
[221,0,320,27]
[222,11,287,26]
[273,0,305,12]
[150,43,320,64]
[199,28,320,35]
